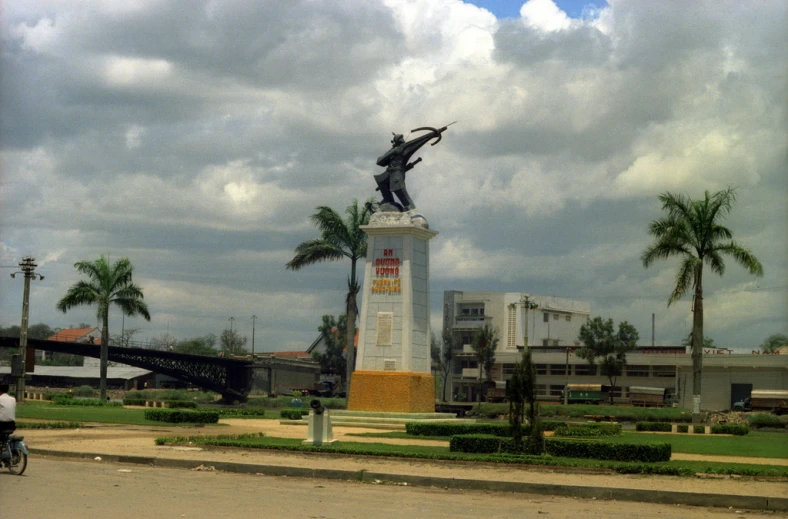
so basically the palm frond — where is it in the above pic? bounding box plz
[705,250,726,277]
[669,256,699,305]
[114,296,152,321]
[56,281,101,312]
[286,239,344,270]
[715,242,764,276]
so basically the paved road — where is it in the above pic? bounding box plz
[1,457,782,519]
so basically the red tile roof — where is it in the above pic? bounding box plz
[47,327,100,343]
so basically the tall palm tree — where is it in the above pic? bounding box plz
[286,199,374,398]
[471,324,499,410]
[641,188,763,419]
[56,256,151,399]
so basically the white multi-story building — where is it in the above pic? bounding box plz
[440,290,788,410]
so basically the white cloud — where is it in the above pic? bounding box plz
[520,0,573,32]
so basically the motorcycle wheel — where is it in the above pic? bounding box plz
[7,447,27,475]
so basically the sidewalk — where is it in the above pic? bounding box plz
[19,419,788,512]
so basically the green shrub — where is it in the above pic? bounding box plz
[677,424,689,433]
[122,396,147,406]
[406,422,511,437]
[449,435,671,462]
[72,385,97,397]
[46,392,74,401]
[280,408,309,420]
[144,409,219,423]
[554,423,621,437]
[449,434,516,454]
[165,400,198,409]
[17,421,83,429]
[635,421,672,432]
[711,424,749,436]
[540,420,568,431]
[51,396,121,407]
[216,408,266,418]
[545,439,671,462]
[748,413,783,428]
[693,425,705,434]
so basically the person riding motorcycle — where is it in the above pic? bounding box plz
[0,383,16,434]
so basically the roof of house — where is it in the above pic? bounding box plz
[47,327,100,343]
[272,351,312,359]
[0,365,151,380]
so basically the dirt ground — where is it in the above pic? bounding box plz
[17,418,788,501]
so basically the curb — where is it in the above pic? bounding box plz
[31,448,788,512]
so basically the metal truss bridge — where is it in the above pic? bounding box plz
[0,337,253,402]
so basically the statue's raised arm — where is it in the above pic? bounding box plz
[374,122,455,212]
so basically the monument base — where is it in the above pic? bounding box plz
[347,371,435,413]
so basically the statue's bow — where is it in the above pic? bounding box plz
[411,121,456,146]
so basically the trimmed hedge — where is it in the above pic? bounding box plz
[693,425,705,434]
[17,421,83,429]
[280,408,309,420]
[554,423,621,437]
[144,409,219,424]
[216,408,267,418]
[123,396,147,406]
[405,420,567,438]
[51,396,122,407]
[166,400,198,409]
[711,424,749,436]
[449,434,671,462]
[677,424,689,433]
[635,421,672,432]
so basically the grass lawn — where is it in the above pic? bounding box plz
[16,403,220,427]
[613,431,788,458]
[155,433,788,478]
[351,430,788,459]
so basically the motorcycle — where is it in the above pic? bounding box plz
[0,429,28,475]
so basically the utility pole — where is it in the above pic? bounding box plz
[251,315,257,359]
[10,256,44,402]
[229,317,235,353]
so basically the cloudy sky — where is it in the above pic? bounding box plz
[1,0,785,352]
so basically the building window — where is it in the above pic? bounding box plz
[507,304,517,349]
[549,385,564,397]
[652,365,676,378]
[550,364,566,376]
[574,364,596,376]
[626,365,649,377]
[502,363,516,376]
[542,339,549,347]
[553,314,559,320]
[536,384,548,397]
[543,312,549,322]
[536,364,548,375]
[565,315,571,322]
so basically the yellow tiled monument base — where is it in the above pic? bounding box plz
[347,371,435,413]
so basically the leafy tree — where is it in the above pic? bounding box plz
[430,329,455,402]
[471,324,499,408]
[286,199,375,398]
[642,188,763,418]
[576,317,639,405]
[220,329,248,356]
[680,334,716,349]
[56,256,151,399]
[507,349,543,454]
[760,333,788,353]
[110,328,141,348]
[174,334,218,356]
[149,332,177,351]
[312,315,347,377]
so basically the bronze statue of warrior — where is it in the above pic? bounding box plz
[375,123,454,212]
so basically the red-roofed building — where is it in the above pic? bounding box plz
[47,327,100,344]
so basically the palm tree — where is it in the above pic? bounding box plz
[641,188,763,420]
[471,324,499,410]
[56,256,151,399]
[286,199,374,398]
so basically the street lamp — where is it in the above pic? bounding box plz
[9,256,44,402]
[520,294,538,349]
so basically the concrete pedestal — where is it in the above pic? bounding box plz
[348,211,437,413]
[302,409,337,446]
